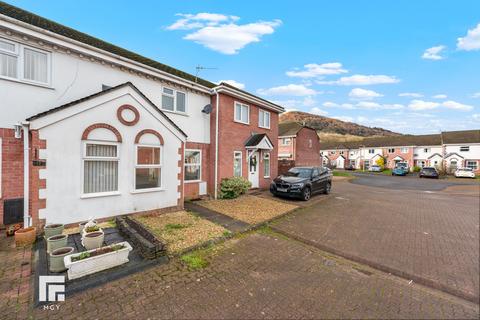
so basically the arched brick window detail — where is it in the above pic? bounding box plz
[81,123,122,142]
[117,104,140,126]
[134,129,164,145]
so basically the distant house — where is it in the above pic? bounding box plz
[320,130,480,173]
[278,122,321,172]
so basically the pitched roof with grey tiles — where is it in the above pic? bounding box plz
[278,121,316,137]
[442,130,480,144]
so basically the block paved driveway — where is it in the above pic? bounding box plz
[272,178,480,303]
[32,233,478,319]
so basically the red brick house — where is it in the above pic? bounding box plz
[0,3,283,229]
[278,122,321,173]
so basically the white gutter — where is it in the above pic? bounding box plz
[213,89,220,199]
[212,85,285,113]
[22,121,31,227]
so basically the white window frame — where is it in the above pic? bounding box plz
[234,102,250,124]
[133,144,163,193]
[401,147,408,153]
[258,109,271,129]
[466,160,477,170]
[460,146,470,152]
[281,138,291,146]
[388,148,395,153]
[423,148,430,153]
[81,141,120,198]
[368,149,375,154]
[263,152,270,178]
[184,149,202,183]
[161,86,187,114]
[0,37,52,86]
[233,151,243,177]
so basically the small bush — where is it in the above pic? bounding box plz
[219,177,251,199]
[181,253,209,269]
[412,166,421,172]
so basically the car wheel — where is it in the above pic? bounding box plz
[324,182,331,194]
[301,187,311,201]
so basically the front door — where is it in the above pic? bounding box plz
[248,151,259,188]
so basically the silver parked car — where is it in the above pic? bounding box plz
[368,165,382,172]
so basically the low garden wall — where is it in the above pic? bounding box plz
[116,216,166,259]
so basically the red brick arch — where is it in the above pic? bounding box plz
[81,123,122,142]
[134,129,164,145]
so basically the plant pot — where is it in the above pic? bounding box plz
[44,223,64,239]
[81,227,103,238]
[79,220,97,234]
[64,241,133,280]
[49,247,74,273]
[81,231,104,250]
[46,234,68,254]
[14,227,37,247]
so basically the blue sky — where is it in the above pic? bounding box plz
[9,0,480,134]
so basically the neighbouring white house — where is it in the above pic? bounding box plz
[0,2,284,229]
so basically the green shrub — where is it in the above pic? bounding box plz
[412,166,421,172]
[219,177,252,199]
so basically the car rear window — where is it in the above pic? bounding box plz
[423,168,436,172]
[286,168,312,178]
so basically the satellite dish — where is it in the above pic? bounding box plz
[202,104,212,114]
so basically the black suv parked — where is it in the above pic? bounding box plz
[270,167,333,200]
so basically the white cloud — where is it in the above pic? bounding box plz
[218,79,245,89]
[348,88,383,100]
[322,101,402,110]
[399,92,423,98]
[382,104,405,110]
[432,94,447,99]
[356,101,382,109]
[332,116,354,122]
[442,100,474,111]
[257,84,316,96]
[167,13,281,54]
[422,45,446,60]
[473,114,480,121]
[322,101,355,109]
[408,100,441,111]
[302,96,316,107]
[286,62,347,78]
[472,92,480,98]
[408,99,473,111]
[457,23,480,51]
[309,107,328,116]
[318,74,399,86]
[166,13,239,30]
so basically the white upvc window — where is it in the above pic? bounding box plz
[263,153,270,178]
[185,149,202,182]
[281,138,291,145]
[388,148,395,153]
[258,109,270,129]
[135,145,162,191]
[234,102,249,124]
[466,160,477,170]
[460,146,470,152]
[82,142,119,196]
[161,87,186,113]
[423,148,430,153]
[234,151,242,177]
[0,38,50,85]
[368,149,375,154]
[401,147,408,153]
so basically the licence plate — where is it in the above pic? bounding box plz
[277,188,288,192]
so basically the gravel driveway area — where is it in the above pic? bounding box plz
[273,180,480,302]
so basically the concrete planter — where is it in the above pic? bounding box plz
[81,227,103,238]
[79,220,97,234]
[46,234,68,254]
[44,224,64,239]
[49,247,74,273]
[64,241,132,280]
[81,231,104,250]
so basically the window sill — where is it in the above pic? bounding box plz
[259,125,270,130]
[234,120,250,126]
[185,179,202,184]
[81,191,121,199]
[131,188,165,194]
[161,109,189,117]
[0,76,54,90]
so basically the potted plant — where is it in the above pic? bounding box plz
[81,231,104,250]
[49,247,74,272]
[64,241,132,280]
[44,223,64,239]
[46,234,68,253]
[81,225,103,237]
[14,227,37,247]
[79,220,97,234]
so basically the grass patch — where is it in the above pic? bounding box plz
[181,252,209,269]
[380,169,392,175]
[332,170,353,177]
[164,223,188,231]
